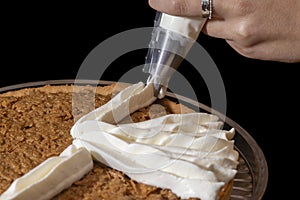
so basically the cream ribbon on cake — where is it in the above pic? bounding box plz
[71,82,239,200]
[0,145,93,200]
[1,82,239,200]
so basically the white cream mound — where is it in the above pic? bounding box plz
[1,82,238,200]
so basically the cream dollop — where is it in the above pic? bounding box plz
[71,82,239,200]
[0,145,93,200]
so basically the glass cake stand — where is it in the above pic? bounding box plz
[0,79,268,200]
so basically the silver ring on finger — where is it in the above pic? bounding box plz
[201,0,212,19]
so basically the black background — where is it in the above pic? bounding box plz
[1,1,299,199]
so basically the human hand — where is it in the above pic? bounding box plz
[148,0,300,63]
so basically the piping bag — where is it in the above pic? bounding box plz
[143,12,207,98]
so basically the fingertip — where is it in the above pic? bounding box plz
[148,0,173,14]
[148,0,154,8]
[148,0,198,16]
[148,0,160,11]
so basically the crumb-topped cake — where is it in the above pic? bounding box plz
[0,82,238,200]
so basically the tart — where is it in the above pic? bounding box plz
[0,82,238,200]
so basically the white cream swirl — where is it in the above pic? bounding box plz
[71,82,239,200]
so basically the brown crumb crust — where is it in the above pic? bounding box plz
[52,162,182,200]
[0,83,232,200]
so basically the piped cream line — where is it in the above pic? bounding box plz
[0,145,93,200]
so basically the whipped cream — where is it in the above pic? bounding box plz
[1,82,238,200]
[72,82,239,200]
[159,13,206,39]
[0,145,93,200]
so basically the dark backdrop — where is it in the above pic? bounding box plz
[1,1,299,199]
